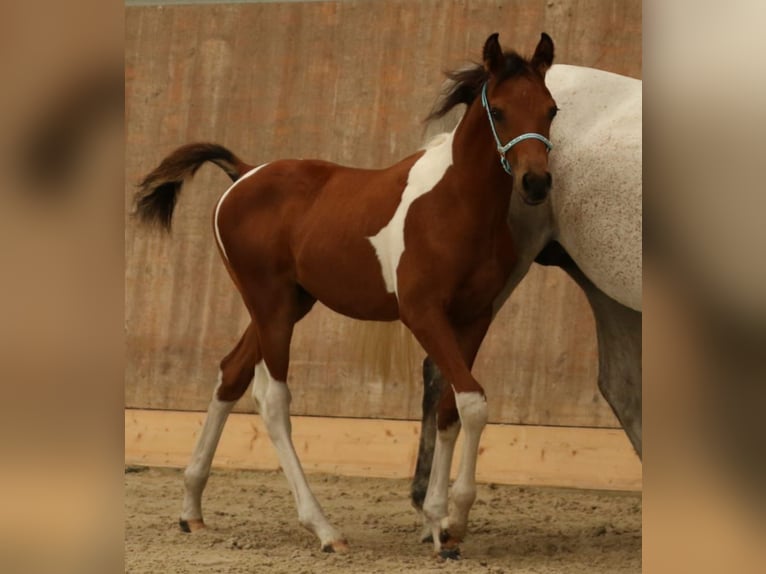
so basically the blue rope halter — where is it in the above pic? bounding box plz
[480,81,553,176]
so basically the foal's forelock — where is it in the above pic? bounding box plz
[427,52,538,122]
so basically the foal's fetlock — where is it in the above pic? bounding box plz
[440,521,467,545]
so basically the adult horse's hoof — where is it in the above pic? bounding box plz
[321,539,350,553]
[179,518,205,533]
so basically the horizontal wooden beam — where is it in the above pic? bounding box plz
[125,409,641,491]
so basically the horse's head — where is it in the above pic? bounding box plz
[481,33,557,205]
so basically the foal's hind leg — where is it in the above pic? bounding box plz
[180,323,260,532]
[411,357,444,542]
[248,286,348,552]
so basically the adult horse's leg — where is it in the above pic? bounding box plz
[180,322,260,532]
[567,270,642,456]
[248,284,348,552]
[403,308,492,557]
[536,242,642,456]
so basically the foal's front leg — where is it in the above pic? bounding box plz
[402,308,491,557]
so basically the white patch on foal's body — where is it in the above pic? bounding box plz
[367,129,455,296]
[213,163,269,261]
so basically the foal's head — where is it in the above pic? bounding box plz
[431,33,557,205]
[481,33,557,204]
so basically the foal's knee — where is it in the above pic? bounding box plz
[454,392,488,429]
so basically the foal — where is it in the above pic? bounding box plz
[134,33,557,557]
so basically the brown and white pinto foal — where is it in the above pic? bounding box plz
[135,33,557,557]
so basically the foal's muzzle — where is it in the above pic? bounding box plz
[521,172,552,205]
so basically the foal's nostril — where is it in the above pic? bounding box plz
[522,172,551,192]
[521,171,552,204]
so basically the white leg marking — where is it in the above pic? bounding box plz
[422,422,460,553]
[446,391,488,540]
[181,373,236,524]
[367,127,457,296]
[213,163,270,261]
[251,361,345,549]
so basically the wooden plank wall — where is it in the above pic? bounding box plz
[126,410,642,491]
[126,0,641,427]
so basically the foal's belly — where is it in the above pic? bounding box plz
[294,236,400,322]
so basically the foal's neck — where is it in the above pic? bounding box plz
[450,102,514,215]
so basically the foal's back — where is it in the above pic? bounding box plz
[216,151,424,321]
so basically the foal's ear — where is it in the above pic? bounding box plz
[531,32,554,77]
[483,33,504,75]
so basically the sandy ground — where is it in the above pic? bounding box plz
[125,466,641,574]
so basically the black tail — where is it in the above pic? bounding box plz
[133,142,250,231]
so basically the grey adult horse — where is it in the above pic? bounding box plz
[411,63,642,555]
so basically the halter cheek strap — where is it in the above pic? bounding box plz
[480,82,553,176]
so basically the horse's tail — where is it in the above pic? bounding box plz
[133,143,251,231]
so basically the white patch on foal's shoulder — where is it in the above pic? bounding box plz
[367,130,455,296]
[421,132,451,150]
[214,163,269,261]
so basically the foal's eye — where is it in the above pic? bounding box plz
[490,107,503,121]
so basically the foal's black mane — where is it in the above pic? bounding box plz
[427,51,537,121]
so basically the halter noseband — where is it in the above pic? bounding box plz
[480,81,553,176]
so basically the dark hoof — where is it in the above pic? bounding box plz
[321,539,350,553]
[179,518,205,533]
[439,547,461,560]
